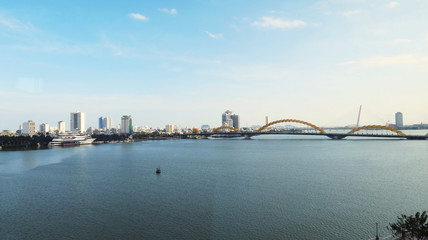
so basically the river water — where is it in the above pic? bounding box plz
[1,134,428,239]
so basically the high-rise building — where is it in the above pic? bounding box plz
[39,123,50,133]
[222,110,240,130]
[395,112,403,129]
[120,115,134,134]
[266,116,270,125]
[231,114,240,129]
[22,120,36,136]
[70,111,86,133]
[103,117,112,130]
[99,117,104,129]
[58,121,66,133]
[165,124,174,133]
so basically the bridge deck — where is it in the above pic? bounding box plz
[189,132,428,140]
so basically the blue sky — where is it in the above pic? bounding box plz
[1,0,428,130]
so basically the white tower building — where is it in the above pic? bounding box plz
[70,111,86,133]
[58,121,66,133]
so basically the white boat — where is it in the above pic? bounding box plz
[50,134,95,146]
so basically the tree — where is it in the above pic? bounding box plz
[388,211,428,240]
[388,214,408,239]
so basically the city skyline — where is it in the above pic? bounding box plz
[1,0,428,130]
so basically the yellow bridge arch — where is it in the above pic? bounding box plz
[212,126,240,133]
[348,125,405,135]
[257,119,326,133]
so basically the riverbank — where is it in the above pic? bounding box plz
[0,134,194,151]
[0,135,52,151]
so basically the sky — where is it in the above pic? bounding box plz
[1,0,428,130]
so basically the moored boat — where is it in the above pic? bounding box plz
[50,134,95,146]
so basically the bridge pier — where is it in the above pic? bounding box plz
[327,135,346,140]
[244,135,252,140]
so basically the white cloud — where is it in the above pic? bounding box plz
[204,31,223,39]
[129,13,148,21]
[158,8,177,15]
[342,10,361,16]
[388,1,400,8]
[252,17,306,29]
[0,14,36,32]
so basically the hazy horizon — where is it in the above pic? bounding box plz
[1,0,428,130]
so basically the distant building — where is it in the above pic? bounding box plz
[201,125,210,130]
[87,126,96,134]
[165,124,174,133]
[265,116,270,125]
[70,111,86,133]
[99,117,104,129]
[22,120,36,136]
[222,110,240,130]
[395,112,403,129]
[39,123,50,133]
[120,115,134,134]
[103,117,112,130]
[58,121,66,133]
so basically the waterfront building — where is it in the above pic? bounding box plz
[120,115,134,134]
[222,110,240,130]
[395,112,403,129]
[39,123,50,134]
[22,120,36,136]
[166,124,174,133]
[201,125,210,130]
[58,121,66,133]
[70,111,86,133]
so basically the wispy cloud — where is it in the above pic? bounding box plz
[204,31,223,39]
[388,1,400,8]
[129,13,148,21]
[15,78,44,94]
[158,8,177,15]
[268,10,286,15]
[0,14,36,32]
[342,10,361,16]
[252,17,306,29]
[390,38,411,45]
[339,54,428,67]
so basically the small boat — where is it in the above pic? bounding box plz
[156,167,161,174]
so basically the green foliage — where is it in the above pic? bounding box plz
[0,135,53,149]
[388,211,428,240]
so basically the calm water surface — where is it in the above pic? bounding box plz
[1,135,428,240]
